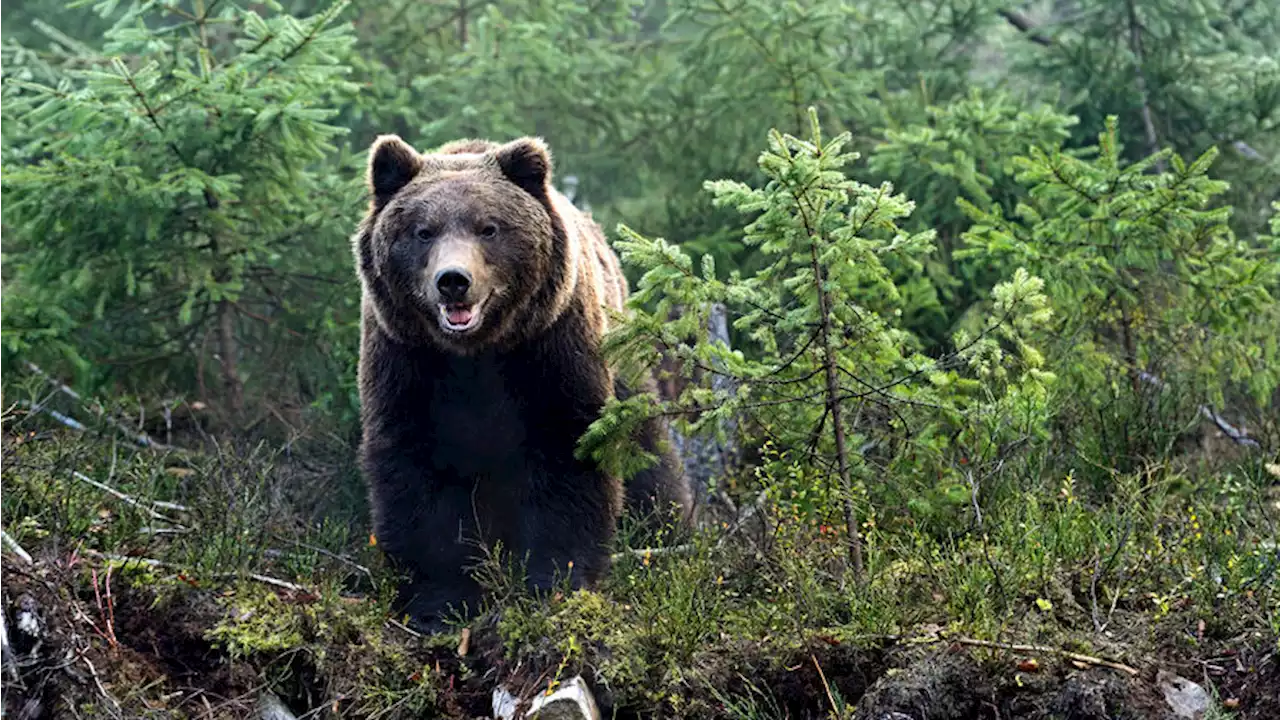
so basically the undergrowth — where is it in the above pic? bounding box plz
[2,389,1276,717]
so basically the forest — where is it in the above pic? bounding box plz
[1,0,1278,718]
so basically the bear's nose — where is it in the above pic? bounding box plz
[434,268,473,302]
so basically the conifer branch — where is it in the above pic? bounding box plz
[997,8,1053,46]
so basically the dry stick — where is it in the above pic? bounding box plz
[1,529,34,564]
[997,7,1053,46]
[19,399,87,431]
[386,618,423,639]
[811,654,840,715]
[949,636,1139,676]
[85,551,306,593]
[272,535,373,581]
[1125,0,1167,173]
[1,607,17,685]
[25,362,170,450]
[1137,372,1261,449]
[69,471,188,525]
[82,655,123,711]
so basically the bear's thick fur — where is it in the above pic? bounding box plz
[352,134,691,630]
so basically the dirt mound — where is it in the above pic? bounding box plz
[4,553,1277,719]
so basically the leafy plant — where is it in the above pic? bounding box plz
[581,109,1054,580]
[1,0,365,424]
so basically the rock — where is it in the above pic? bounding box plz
[1158,670,1210,719]
[492,685,520,720]
[15,593,41,638]
[492,675,600,720]
[256,692,299,720]
[854,651,986,720]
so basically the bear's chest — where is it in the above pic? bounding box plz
[422,353,532,477]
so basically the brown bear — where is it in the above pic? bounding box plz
[352,134,692,631]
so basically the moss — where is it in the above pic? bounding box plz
[206,583,308,657]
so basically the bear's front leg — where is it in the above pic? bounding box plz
[517,469,621,594]
[366,453,487,632]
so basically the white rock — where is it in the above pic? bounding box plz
[492,675,600,720]
[492,684,520,720]
[1158,670,1210,720]
[256,692,298,720]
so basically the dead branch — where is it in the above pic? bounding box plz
[69,471,187,525]
[610,544,694,562]
[83,551,306,593]
[246,573,306,593]
[1,602,17,684]
[949,636,1139,676]
[997,8,1053,46]
[1232,140,1267,162]
[1137,371,1262,449]
[18,399,88,431]
[386,618,423,639]
[1125,0,1167,172]
[271,535,373,581]
[82,655,123,712]
[2,529,34,564]
[25,362,171,450]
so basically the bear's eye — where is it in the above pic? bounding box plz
[415,226,436,243]
[480,223,499,239]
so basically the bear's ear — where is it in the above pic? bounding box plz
[368,135,423,209]
[493,137,552,197]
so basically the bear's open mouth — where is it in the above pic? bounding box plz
[438,293,490,334]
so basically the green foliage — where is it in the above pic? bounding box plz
[866,89,1080,345]
[961,116,1280,473]
[585,111,1056,563]
[1,0,365,423]
[3,2,1279,714]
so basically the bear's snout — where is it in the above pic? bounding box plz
[434,268,472,303]
[422,237,498,337]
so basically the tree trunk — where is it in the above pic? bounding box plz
[217,299,243,417]
[809,245,865,582]
[665,303,741,504]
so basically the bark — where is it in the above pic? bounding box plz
[809,245,864,581]
[217,299,243,416]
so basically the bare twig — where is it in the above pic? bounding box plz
[19,399,88,431]
[82,655,123,711]
[1,529,34,564]
[610,544,694,562]
[247,573,306,593]
[24,362,171,449]
[1125,0,1167,172]
[386,618,423,639]
[949,636,1139,676]
[1231,140,1268,162]
[1137,371,1262,449]
[83,551,306,593]
[271,535,373,581]
[1,598,20,685]
[69,471,187,525]
[811,653,841,715]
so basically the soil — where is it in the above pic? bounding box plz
[3,555,1277,720]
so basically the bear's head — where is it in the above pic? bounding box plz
[354,135,577,354]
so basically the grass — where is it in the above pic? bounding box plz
[2,385,1278,719]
